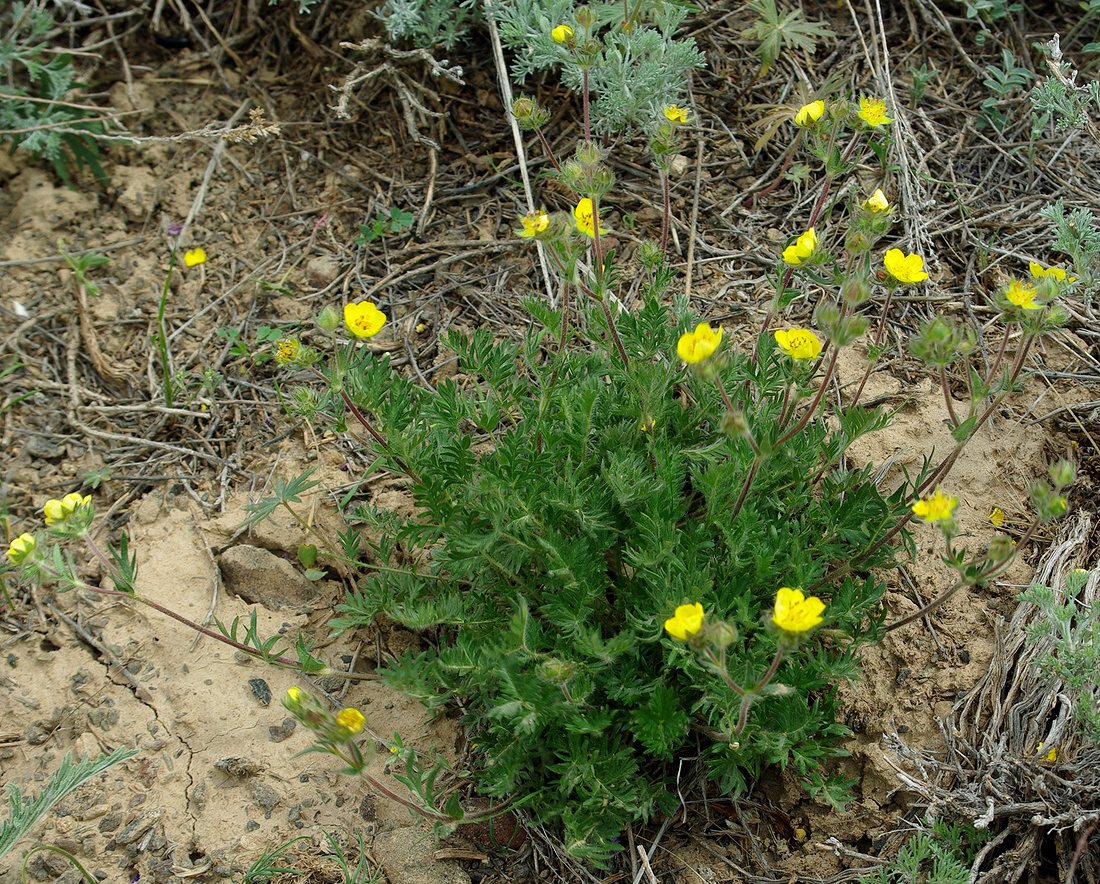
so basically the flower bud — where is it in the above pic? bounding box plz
[317,305,341,332]
[1049,459,1075,490]
[840,277,871,306]
[574,6,595,26]
[721,411,750,439]
[705,620,738,649]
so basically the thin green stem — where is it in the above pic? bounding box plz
[940,365,960,428]
[885,518,1040,633]
[659,170,670,256]
[339,389,423,484]
[155,251,177,408]
[774,344,839,447]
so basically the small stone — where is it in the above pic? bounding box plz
[248,678,272,706]
[214,757,263,778]
[268,718,297,743]
[217,545,320,608]
[249,782,280,819]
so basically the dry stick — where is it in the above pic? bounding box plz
[683,135,705,299]
[180,99,253,246]
[484,0,557,308]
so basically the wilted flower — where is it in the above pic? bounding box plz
[772,587,825,633]
[989,506,1005,527]
[676,322,723,364]
[782,227,818,266]
[663,104,689,124]
[274,338,301,365]
[664,602,705,640]
[862,189,890,213]
[883,248,929,283]
[858,97,893,127]
[794,99,825,127]
[773,327,823,361]
[5,533,36,565]
[1028,261,1071,282]
[518,209,550,238]
[183,247,207,267]
[335,707,366,735]
[911,489,958,524]
[343,301,387,339]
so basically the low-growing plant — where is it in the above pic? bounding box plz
[356,206,415,245]
[259,81,1075,862]
[860,819,990,884]
[1021,567,1100,744]
[0,747,137,878]
[0,1,109,185]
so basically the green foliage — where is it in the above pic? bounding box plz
[0,2,109,185]
[214,608,327,673]
[742,0,836,76]
[492,0,705,135]
[356,206,415,245]
[0,747,137,861]
[861,819,990,884]
[980,50,1035,133]
[239,834,312,882]
[329,276,902,863]
[1021,568,1100,743]
[1040,198,1100,294]
[1030,36,1100,132]
[381,0,480,50]
[908,62,938,106]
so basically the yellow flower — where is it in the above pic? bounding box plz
[1037,743,1057,763]
[663,104,689,124]
[551,24,573,43]
[274,338,301,365]
[343,301,387,339]
[5,533,36,565]
[286,686,303,703]
[858,97,893,127]
[911,489,958,524]
[1004,278,1040,310]
[1028,261,1070,281]
[794,99,825,127]
[676,322,723,364]
[883,248,929,283]
[573,198,607,238]
[182,247,207,267]
[335,707,366,735]
[989,506,1005,527]
[773,327,823,361]
[782,227,818,266]
[639,417,656,433]
[415,322,427,334]
[771,587,825,633]
[862,189,890,213]
[664,603,705,640]
[43,492,91,526]
[518,209,550,238]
